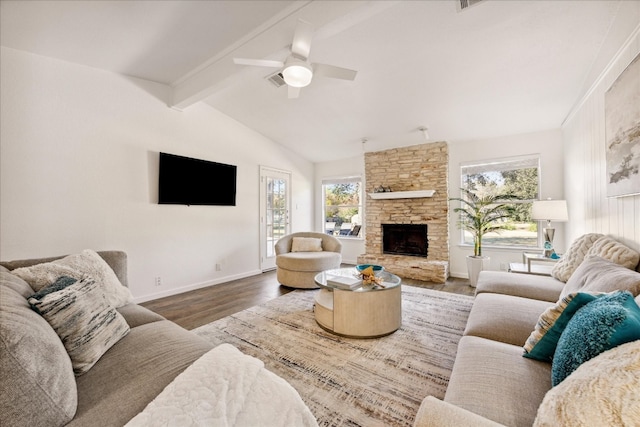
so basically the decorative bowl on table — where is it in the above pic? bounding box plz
[355,264,385,276]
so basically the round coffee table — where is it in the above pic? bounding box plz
[313,267,402,338]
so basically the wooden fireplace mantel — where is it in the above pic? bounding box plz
[368,190,435,200]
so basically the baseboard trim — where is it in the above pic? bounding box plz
[133,269,263,303]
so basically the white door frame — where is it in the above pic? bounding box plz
[259,166,292,271]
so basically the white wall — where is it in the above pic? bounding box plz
[562,13,640,252]
[448,129,566,278]
[314,155,365,264]
[0,47,314,302]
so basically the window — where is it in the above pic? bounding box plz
[460,155,540,249]
[322,177,362,238]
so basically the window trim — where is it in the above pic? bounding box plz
[459,154,542,251]
[322,175,363,239]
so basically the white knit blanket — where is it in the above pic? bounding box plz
[125,344,318,427]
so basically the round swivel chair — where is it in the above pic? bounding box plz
[275,232,342,289]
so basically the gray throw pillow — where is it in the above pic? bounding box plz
[29,276,130,375]
[0,272,78,427]
[560,256,640,300]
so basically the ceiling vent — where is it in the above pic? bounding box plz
[457,0,484,12]
[266,72,286,88]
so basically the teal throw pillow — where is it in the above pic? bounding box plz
[523,292,602,362]
[551,291,640,386]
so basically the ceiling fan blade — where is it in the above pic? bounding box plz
[291,19,314,60]
[233,58,283,68]
[313,63,357,81]
[288,86,301,99]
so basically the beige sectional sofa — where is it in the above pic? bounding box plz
[415,234,640,426]
[1,250,316,427]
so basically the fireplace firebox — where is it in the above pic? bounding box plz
[382,224,428,257]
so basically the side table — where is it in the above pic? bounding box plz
[509,252,559,276]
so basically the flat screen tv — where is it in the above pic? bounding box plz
[158,152,237,206]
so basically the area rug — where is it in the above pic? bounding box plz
[193,286,474,427]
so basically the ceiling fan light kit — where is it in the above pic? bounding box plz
[233,19,357,98]
[282,58,313,88]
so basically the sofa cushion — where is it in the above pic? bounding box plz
[559,255,640,300]
[551,233,603,282]
[475,271,564,302]
[276,251,341,272]
[0,272,78,427]
[464,293,553,347]
[117,303,166,328]
[12,249,133,308]
[291,237,323,252]
[415,396,505,427]
[534,340,640,426]
[28,276,130,375]
[585,235,640,271]
[445,336,551,427]
[68,320,213,426]
[523,292,601,362]
[551,291,640,386]
[0,267,33,296]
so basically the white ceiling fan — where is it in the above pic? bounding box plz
[233,19,358,99]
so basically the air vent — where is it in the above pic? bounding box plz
[457,0,484,12]
[266,72,286,88]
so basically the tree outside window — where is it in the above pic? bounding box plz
[460,156,540,248]
[322,177,362,238]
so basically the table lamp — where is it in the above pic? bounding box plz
[531,199,568,257]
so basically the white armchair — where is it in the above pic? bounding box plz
[275,232,342,289]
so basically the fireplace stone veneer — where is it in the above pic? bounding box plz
[357,142,449,283]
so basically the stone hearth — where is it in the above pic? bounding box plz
[357,142,449,283]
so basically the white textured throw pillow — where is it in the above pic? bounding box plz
[12,249,132,308]
[584,236,640,271]
[291,237,323,252]
[534,340,640,427]
[28,277,130,376]
[551,233,603,282]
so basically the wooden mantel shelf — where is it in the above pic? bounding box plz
[368,190,436,199]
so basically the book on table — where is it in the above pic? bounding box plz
[326,275,362,290]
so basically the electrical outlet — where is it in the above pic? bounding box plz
[215,263,221,271]
[154,276,162,287]
[499,263,507,271]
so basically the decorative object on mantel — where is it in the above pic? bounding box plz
[373,185,392,193]
[450,188,519,287]
[369,190,435,199]
[605,51,640,198]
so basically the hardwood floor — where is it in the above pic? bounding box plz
[141,265,475,330]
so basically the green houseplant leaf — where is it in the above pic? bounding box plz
[450,188,519,256]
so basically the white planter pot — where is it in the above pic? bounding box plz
[466,256,490,288]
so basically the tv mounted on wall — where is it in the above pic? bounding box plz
[158,152,237,206]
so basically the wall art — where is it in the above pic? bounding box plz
[605,52,640,198]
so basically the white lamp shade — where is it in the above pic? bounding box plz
[531,200,568,222]
[282,59,313,88]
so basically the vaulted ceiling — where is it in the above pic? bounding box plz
[0,1,625,162]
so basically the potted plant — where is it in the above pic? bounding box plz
[450,188,517,287]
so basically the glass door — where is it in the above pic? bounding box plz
[259,166,291,271]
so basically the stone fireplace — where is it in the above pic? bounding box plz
[357,142,449,283]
